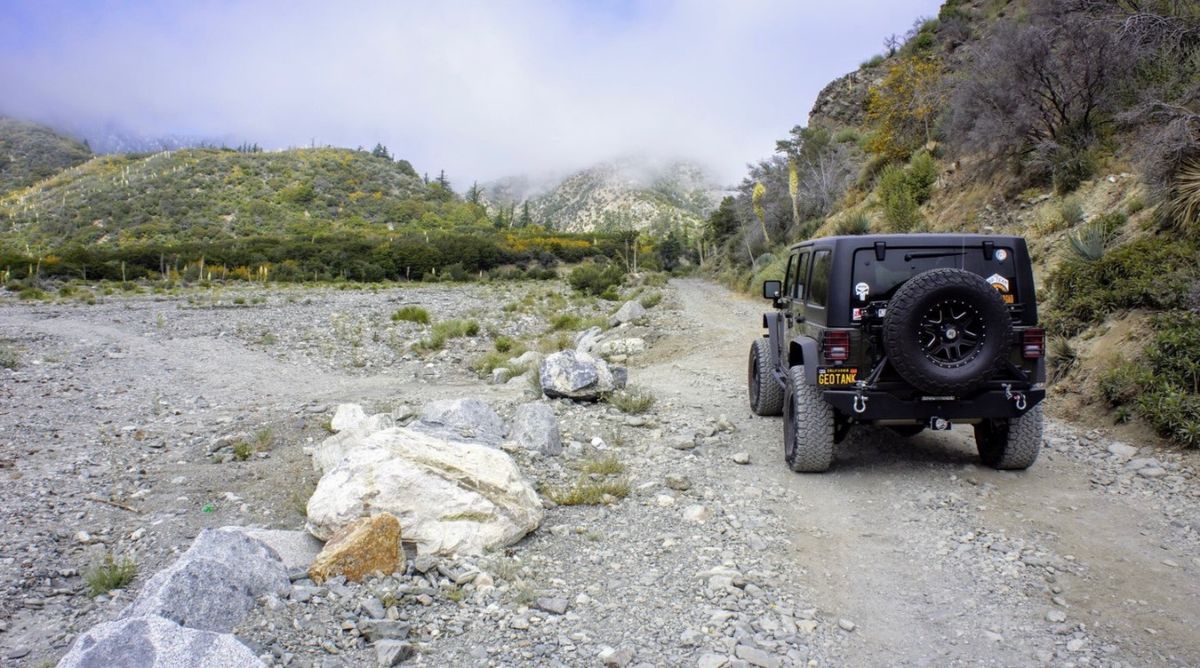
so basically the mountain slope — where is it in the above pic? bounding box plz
[491,159,723,234]
[0,117,92,194]
[0,146,431,246]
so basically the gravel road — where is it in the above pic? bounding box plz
[0,278,1197,667]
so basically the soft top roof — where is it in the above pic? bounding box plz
[789,233,1026,251]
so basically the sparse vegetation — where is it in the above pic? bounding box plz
[546,478,631,506]
[417,319,480,351]
[1049,338,1077,384]
[580,455,625,476]
[607,386,656,414]
[85,554,137,597]
[639,292,662,308]
[0,341,17,369]
[568,262,625,297]
[391,305,430,324]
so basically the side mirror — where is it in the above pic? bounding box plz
[762,280,782,300]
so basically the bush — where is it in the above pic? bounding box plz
[1048,338,1076,384]
[879,165,921,232]
[1045,236,1199,335]
[639,292,662,309]
[0,341,17,369]
[417,319,480,350]
[1059,197,1086,228]
[834,214,871,236]
[86,554,137,596]
[550,313,582,331]
[568,262,625,297]
[494,335,516,353]
[391,305,430,324]
[607,386,656,414]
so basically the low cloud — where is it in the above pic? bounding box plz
[0,0,942,185]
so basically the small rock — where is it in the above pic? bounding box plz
[375,639,414,666]
[600,646,635,668]
[697,654,729,668]
[838,619,856,632]
[735,644,778,668]
[1046,610,1067,623]
[534,597,569,615]
[308,513,402,584]
[1106,442,1138,460]
[682,505,711,523]
[732,452,750,465]
[665,474,692,491]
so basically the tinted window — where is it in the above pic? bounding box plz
[792,252,810,299]
[782,254,796,298]
[807,250,832,308]
[852,246,1017,303]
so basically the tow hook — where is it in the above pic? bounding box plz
[1003,383,1027,411]
[853,382,869,414]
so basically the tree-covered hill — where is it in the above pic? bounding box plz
[0,117,92,194]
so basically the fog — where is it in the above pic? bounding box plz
[0,0,943,185]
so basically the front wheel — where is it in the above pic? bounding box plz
[748,338,783,416]
[784,366,835,472]
[974,404,1043,470]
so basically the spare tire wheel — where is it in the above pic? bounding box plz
[882,268,1012,395]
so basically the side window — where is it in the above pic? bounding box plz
[782,254,796,299]
[792,252,810,300]
[807,250,832,308]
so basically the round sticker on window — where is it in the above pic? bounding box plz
[994,249,1008,261]
[854,282,870,301]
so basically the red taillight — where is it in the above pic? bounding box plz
[1022,328,1045,359]
[823,331,850,362]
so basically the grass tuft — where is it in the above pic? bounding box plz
[86,554,137,597]
[391,305,430,324]
[580,455,625,476]
[546,478,631,506]
[606,386,655,414]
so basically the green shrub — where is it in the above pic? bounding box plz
[494,335,516,353]
[639,292,662,309]
[1048,338,1077,384]
[0,341,17,369]
[86,555,137,596]
[18,287,48,300]
[550,313,582,331]
[581,455,625,476]
[879,165,920,232]
[391,305,430,324]
[861,54,886,69]
[834,128,861,143]
[906,152,938,203]
[1058,197,1086,228]
[568,262,625,297]
[1067,212,1124,261]
[1051,146,1098,195]
[1045,237,1200,335]
[834,214,871,236]
[607,386,656,414]
[417,319,480,350]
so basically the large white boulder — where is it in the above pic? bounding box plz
[306,427,543,556]
[539,349,617,401]
[610,300,647,325]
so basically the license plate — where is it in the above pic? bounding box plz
[817,367,858,385]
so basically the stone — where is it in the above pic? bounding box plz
[838,619,856,632]
[306,427,543,556]
[508,402,562,455]
[600,646,635,668]
[58,615,263,668]
[375,640,414,666]
[610,365,628,389]
[597,338,646,357]
[1106,442,1138,460]
[668,435,697,450]
[539,350,619,401]
[735,644,779,668]
[490,368,513,385]
[1066,638,1086,652]
[534,597,569,615]
[412,398,506,445]
[1139,467,1167,478]
[682,505,712,523]
[121,528,289,633]
[697,653,729,668]
[509,350,543,367]
[308,513,401,584]
[361,597,387,620]
[574,326,605,354]
[234,528,324,572]
[1124,457,1160,472]
[1045,609,1066,623]
[611,300,647,325]
[732,452,750,465]
[331,404,368,432]
[665,474,692,491]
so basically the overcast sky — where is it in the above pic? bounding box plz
[0,0,943,185]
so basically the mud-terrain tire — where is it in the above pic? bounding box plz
[783,366,835,472]
[974,403,1043,470]
[748,338,783,416]
[883,268,1012,395]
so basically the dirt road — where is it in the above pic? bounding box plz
[640,279,1200,666]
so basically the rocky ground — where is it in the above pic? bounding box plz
[0,277,1197,667]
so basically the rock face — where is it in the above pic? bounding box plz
[574,326,604,354]
[539,350,619,401]
[233,528,324,573]
[330,403,367,432]
[610,300,647,325]
[121,528,290,633]
[306,427,543,556]
[412,398,506,445]
[508,402,562,455]
[597,337,646,357]
[308,513,402,584]
[57,614,264,668]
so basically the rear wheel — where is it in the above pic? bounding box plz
[975,404,1043,470]
[784,366,835,472]
[748,338,783,416]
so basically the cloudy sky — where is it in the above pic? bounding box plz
[1,0,943,185]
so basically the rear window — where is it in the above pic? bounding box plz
[852,246,1017,304]
[807,250,832,308]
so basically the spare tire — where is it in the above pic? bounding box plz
[882,268,1012,395]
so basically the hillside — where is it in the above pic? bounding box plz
[0,117,92,194]
[488,159,723,235]
[705,0,1200,448]
[0,146,437,246]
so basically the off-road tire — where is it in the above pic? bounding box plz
[883,268,1012,396]
[784,365,835,472]
[748,338,783,416]
[974,403,1043,470]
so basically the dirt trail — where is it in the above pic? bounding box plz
[641,279,1200,666]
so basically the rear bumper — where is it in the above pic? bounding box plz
[821,387,1045,422]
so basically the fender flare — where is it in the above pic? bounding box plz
[788,336,821,385]
[762,312,785,368]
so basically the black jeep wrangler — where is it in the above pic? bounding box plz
[748,234,1046,472]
